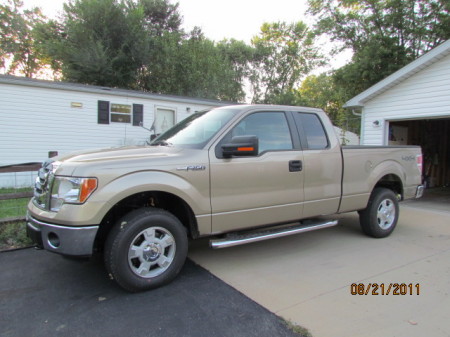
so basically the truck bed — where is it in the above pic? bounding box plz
[339,145,422,213]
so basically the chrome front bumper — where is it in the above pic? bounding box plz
[26,213,99,256]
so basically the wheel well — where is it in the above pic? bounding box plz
[373,174,403,199]
[95,191,199,251]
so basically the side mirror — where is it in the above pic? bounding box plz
[221,136,258,158]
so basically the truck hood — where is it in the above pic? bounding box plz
[57,146,181,163]
[52,145,191,176]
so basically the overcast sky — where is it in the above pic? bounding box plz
[178,0,311,42]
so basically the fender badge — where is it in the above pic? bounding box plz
[176,165,206,171]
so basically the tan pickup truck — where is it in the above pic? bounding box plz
[27,104,424,291]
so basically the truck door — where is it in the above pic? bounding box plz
[209,111,304,233]
[292,112,342,218]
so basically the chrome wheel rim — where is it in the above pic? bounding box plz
[377,199,396,229]
[128,226,176,278]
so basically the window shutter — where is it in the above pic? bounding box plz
[98,100,110,124]
[133,104,144,126]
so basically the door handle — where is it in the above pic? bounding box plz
[289,160,302,172]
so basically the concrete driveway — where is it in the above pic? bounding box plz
[188,204,450,337]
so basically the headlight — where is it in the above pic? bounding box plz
[51,177,97,211]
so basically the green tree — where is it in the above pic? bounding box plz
[37,0,247,101]
[32,19,64,77]
[51,0,149,87]
[249,21,322,104]
[176,33,241,100]
[297,73,360,132]
[297,73,344,124]
[38,0,181,87]
[308,0,450,95]
[332,38,411,98]
[0,0,47,77]
[138,29,249,101]
[127,0,182,36]
[217,38,255,100]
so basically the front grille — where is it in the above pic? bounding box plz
[33,161,55,210]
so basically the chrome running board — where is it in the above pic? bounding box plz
[210,220,338,249]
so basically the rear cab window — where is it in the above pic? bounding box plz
[294,112,329,150]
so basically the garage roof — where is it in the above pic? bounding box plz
[344,39,450,108]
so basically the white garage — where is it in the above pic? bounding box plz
[345,40,450,188]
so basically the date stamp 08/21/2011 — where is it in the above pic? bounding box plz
[350,283,420,296]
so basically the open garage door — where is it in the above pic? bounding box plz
[388,118,450,188]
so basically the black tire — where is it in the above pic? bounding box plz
[359,188,399,238]
[104,208,188,292]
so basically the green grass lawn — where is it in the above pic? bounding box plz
[0,196,30,218]
[0,221,32,250]
[0,188,33,250]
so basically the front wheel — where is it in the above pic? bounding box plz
[104,208,188,292]
[359,188,399,238]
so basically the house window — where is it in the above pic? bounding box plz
[97,101,143,125]
[111,103,131,123]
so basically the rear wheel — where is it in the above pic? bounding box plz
[359,188,399,238]
[104,208,188,292]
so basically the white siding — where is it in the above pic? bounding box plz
[361,53,450,145]
[0,83,220,166]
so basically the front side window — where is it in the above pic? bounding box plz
[225,112,293,154]
[111,103,131,123]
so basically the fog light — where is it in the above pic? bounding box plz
[48,232,60,248]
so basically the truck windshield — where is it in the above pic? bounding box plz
[151,107,239,149]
